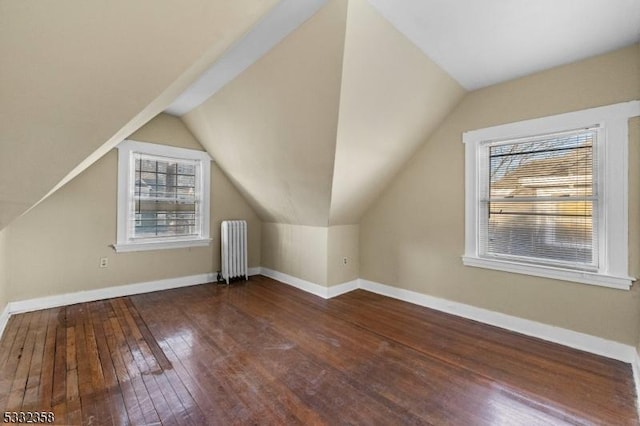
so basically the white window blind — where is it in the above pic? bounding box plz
[479,128,598,270]
[463,101,638,289]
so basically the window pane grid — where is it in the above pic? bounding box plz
[480,128,598,269]
[131,153,200,239]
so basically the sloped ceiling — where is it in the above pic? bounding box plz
[183,0,348,226]
[177,0,639,227]
[166,0,329,116]
[369,0,640,89]
[329,0,464,224]
[0,0,279,231]
[5,0,638,231]
[181,0,464,226]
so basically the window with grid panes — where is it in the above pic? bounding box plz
[115,140,211,252]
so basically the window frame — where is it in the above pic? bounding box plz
[462,101,639,290]
[479,127,601,271]
[114,140,212,253]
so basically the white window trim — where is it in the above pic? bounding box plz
[114,140,212,253]
[462,101,640,290]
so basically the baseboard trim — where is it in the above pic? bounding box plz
[0,304,10,341]
[8,272,217,315]
[359,278,635,363]
[258,268,359,299]
[260,267,330,299]
[256,269,636,363]
[633,350,640,417]
[327,280,359,298]
[2,267,635,366]
[1,267,263,340]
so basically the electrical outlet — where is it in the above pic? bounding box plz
[99,257,108,268]
[343,257,348,265]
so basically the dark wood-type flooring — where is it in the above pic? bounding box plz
[0,276,637,425]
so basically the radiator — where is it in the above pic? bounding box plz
[221,220,248,284]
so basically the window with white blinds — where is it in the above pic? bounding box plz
[462,101,639,290]
[479,128,598,270]
[115,140,212,252]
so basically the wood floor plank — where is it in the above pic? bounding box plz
[330,290,630,421]
[151,301,262,424]
[38,308,59,410]
[110,298,181,426]
[125,298,207,426]
[65,317,82,426]
[115,298,191,426]
[0,313,26,369]
[51,310,68,425]
[21,309,49,411]
[6,310,42,412]
[107,302,161,425]
[250,277,632,423]
[160,334,238,425]
[0,312,29,411]
[82,302,114,426]
[70,306,99,426]
[101,310,146,426]
[0,276,637,425]
[184,301,417,424]
[138,286,310,425]
[88,300,130,426]
[227,281,575,425]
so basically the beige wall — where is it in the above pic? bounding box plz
[261,223,359,287]
[261,223,329,286]
[0,229,7,313]
[327,225,359,286]
[5,114,261,302]
[183,0,347,226]
[262,223,360,286]
[360,44,640,345]
[330,0,465,225]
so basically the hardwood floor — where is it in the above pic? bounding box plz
[0,275,637,425]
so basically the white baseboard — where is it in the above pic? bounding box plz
[6,268,262,320]
[327,280,359,298]
[258,267,359,299]
[359,278,635,363]
[8,272,217,316]
[633,350,640,417]
[0,304,9,341]
[1,267,636,368]
[1,268,262,340]
[255,269,636,363]
[260,267,330,298]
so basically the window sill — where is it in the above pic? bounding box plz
[461,255,634,290]
[113,238,212,253]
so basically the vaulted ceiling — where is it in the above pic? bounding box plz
[369,0,640,90]
[181,0,465,226]
[173,0,639,226]
[0,0,279,230]
[330,0,464,224]
[2,0,638,231]
[183,0,347,225]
